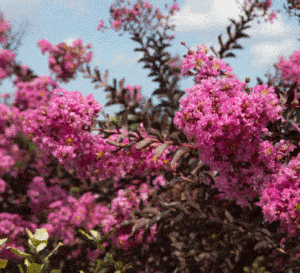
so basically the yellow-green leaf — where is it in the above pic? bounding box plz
[0,259,8,269]
[6,246,32,260]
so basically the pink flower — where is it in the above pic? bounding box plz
[111,20,123,31]
[97,19,105,31]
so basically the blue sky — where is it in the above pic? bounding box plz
[0,0,300,121]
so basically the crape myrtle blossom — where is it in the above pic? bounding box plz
[22,87,176,184]
[256,152,300,238]
[288,0,300,9]
[0,104,23,177]
[0,12,10,45]
[0,49,16,81]
[100,0,180,43]
[180,43,234,83]
[123,84,142,105]
[21,87,102,177]
[241,0,280,24]
[13,75,59,111]
[37,39,93,83]
[40,183,158,261]
[0,213,37,261]
[174,72,295,207]
[27,176,73,216]
[277,49,300,86]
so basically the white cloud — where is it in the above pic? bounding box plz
[247,13,299,39]
[171,0,243,32]
[53,0,91,15]
[111,52,143,66]
[64,37,78,46]
[250,39,299,68]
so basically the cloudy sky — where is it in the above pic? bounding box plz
[0,0,300,119]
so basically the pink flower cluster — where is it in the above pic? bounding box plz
[174,73,294,207]
[13,75,59,111]
[22,87,101,174]
[37,39,93,83]
[123,84,142,103]
[100,0,180,38]
[181,44,233,83]
[256,152,300,237]
[0,49,16,81]
[0,213,37,260]
[242,0,280,24]
[27,176,73,216]
[0,104,22,177]
[21,86,175,184]
[288,0,300,9]
[277,50,300,85]
[0,12,10,45]
[39,182,157,261]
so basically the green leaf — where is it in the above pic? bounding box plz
[6,246,33,260]
[27,263,42,273]
[79,229,93,240]
[26,229,34,240]
[17,264,25,273]
[41,260,50,273]
[0,259,8,269]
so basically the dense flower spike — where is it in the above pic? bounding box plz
[37,39,93,83]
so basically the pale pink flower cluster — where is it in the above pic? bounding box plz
[181,44,233,83]
[13,75,59,111]
[0,49,16,80]
[37,39,93,83]
[0,12,10,45]
[174,73,294,207]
